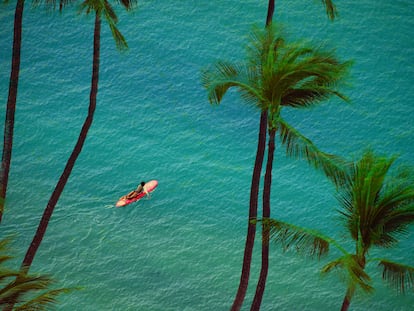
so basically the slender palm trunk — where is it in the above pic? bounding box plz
[231,111,267,311]
[238,2,275,310]
[231,2,275,310]
[0,0,24,223]
[3,13,100,311]
[251,128,275,310]
[266,0,275,26]
[340,287,354,311]
[22,12,101,270]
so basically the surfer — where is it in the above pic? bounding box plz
[125,181,148,199]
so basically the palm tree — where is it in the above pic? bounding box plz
[249,28,350,311]
[202,23,350,310]
[251,0,339,309]
[22,0,135,267]
[218,0,339,309]
[1,0,23,224]
[0,0,74,223]
[264,149,414,310]
[0,237,74,310]
[5,0,135,308]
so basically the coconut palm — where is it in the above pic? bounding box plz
[0,0,75,223]
[251,0,339,309]
[22,0,135,268]
[249,28,351,311]
[0,237,74,310]
[202,23,350,310]
[263,149,414,310]
[222,0,338,309]
[6,0,135,308]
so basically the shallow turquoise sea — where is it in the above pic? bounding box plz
[1,1,414,310]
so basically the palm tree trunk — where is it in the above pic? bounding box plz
[22,11,101,270]
[266,0,275,26]
[231,3,274,310]
[231,111,267,311]
[3,12,101,311]
[0,0,24,223]
[340,287,354,311]
[237,2,275,310]
[251,128,275,310]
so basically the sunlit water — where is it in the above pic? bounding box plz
[1,1,413,310]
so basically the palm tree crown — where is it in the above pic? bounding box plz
[338,150,414,255]
[265,149,414,310]
[0,237,74,309]
[202,24,352,184]
[79,0,136,50]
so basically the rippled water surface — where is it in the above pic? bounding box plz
[1,1,414,310]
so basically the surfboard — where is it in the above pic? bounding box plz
[115,180,158,207]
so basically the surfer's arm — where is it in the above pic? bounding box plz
[143,187,150,197]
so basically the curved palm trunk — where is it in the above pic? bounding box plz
[3,13,101,311]
[0,0,24,223]
[251,128,275,310]
[231,3,275,310]
[22,12,101,270]
[236,2,275,310]
[231,111,267,311]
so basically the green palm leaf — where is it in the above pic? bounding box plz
[321,254,374,293]
[378,259,414,293]
[321,0,338,20]
[0,237,76,309]
[14,287,76,311]
[79,0,135,50]
[337,150,414,250]
[201,61,263,108]
[0,275,53,304]
[282,86,346,109]
[277,118,350,187]
[262,218,333,259]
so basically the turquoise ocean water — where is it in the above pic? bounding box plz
[1,0,414,310]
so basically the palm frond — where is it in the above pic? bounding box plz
[117,0,137,11]
[0,236,15,268]
[102,0,118,23]
[378,259,414,293]
[0,237,76,309]
[277,118,351,187]
[321,256,346,274]
[321,254,374,293]
[377,207,414,248]
[246,24,285,68]
[101,0,129,51]
[337,150,414,249]
[201,61,263,108]
[108,22,128,50]
[262,218,334,259]
[320,0,338,20]
[79,0,95,14]
[14,287,78,311]
[0,270,20,284]
[0,275,53,298]
[277,52,351,95]
[0,274,77,309]
[78,0,129,51]
[282,86,348,109]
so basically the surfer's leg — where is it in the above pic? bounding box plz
[125,191,136,199]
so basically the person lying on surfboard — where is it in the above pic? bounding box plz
[125,181,149,200]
